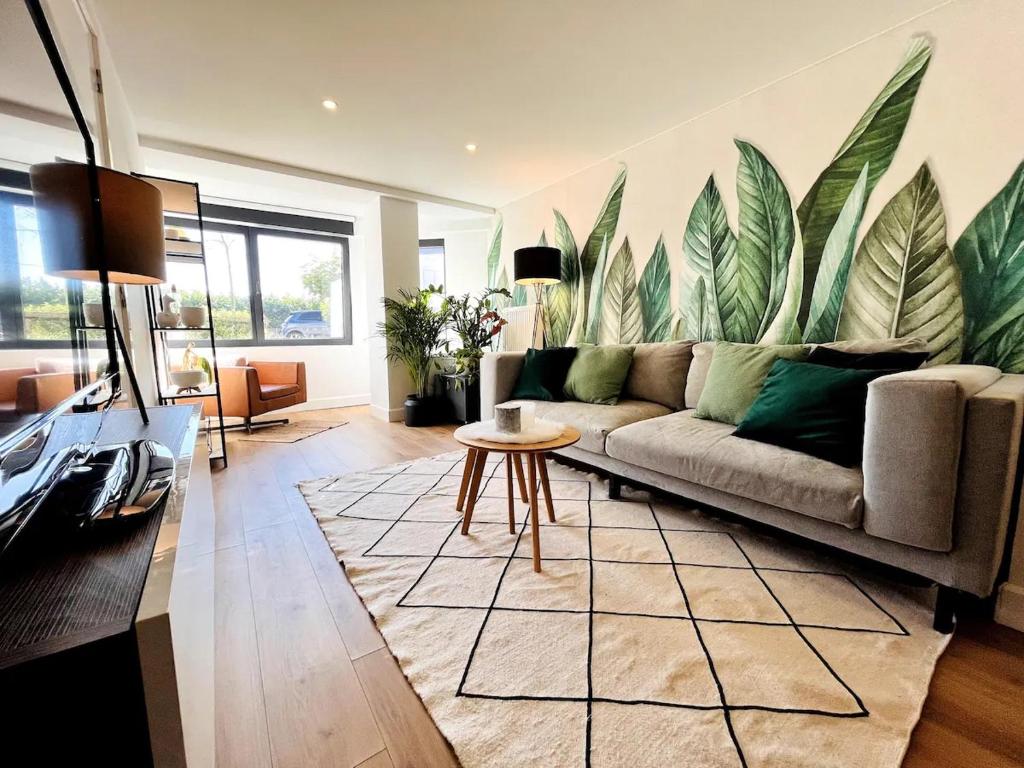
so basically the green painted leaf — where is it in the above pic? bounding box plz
[486,217,503,288]
[803,164,870,343]
[797,37,932,326]
[683,175,739,341]
[493,267,511,310]
[954,161,1024,372]
[599,238,643,345]
[638,235,672,342]
[734,140,795,342]
[544,211,580,346]
[761,215,804,345]
[687,276,713,342]
[837,163,964,364]
[579,166,627,330]
[584,236,609,344]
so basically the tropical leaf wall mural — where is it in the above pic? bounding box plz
[487,34,1024,371]
[599,238,643,345]
[796,37,932,329]
[837,163,964,363]
[638,236,672,342]
[954,162,1024,372]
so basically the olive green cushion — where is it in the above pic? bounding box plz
[563,344,635,405]
[694,342,809,425]
[734,359,896,466]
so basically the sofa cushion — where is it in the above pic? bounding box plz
[261,383,300,400]
[694,342,809,425]
[511,346,577,401]
[684,342,715,408]
[821,337,928,355]
[505,398,670,454]
[806,345,927,371]
[624,341,694,410]
[563,344,635,405]
[734,359,896,466]
[606,410,864,527]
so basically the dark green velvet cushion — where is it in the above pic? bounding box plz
[510,346,578,401]
[733,359,896,466]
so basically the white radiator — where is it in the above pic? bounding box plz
[499,304,540,351]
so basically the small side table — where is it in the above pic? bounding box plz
[453,426,582,572]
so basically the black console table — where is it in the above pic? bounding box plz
[0,405,211,767]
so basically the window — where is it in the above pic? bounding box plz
[164,211,352,346]
[419,239,445,289]
[0,190,73,345]
[164,225,252,342]
[257,232,346,340]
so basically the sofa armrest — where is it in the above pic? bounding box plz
[15,372,76,414]
[862,365,1002,552]
[0,368,38,404]
[210,365,262,418]
[480,352,525,419]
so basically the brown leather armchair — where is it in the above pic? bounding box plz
[202,360,307,431]
[0,365,77,421]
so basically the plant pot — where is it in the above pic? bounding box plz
[404,394,444,427]
[441,374,480,424]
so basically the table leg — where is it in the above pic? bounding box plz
[505,454,515,534]
[461,449,488,535]
[537,453,555,522]
[456,448,477,512]
[513,453,529,502]
[528,453,541,573]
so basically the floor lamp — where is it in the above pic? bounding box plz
[30,162,167,424]
[513,246,561,349]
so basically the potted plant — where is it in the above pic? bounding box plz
[440,288,509,423]
[378,286,452,427]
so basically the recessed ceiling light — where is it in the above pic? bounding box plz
[465,143,478,153]
[321,99,339,111]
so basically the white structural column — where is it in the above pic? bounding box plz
[363,195,421,422]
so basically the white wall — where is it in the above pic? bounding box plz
[497,0,1024,309]
[418,214,493,297]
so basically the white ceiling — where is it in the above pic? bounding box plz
[19,1,948,208]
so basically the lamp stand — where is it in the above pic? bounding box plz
[111,314,149,425]
[531,283,545,349]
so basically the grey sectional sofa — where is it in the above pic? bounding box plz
[480,341,1024,632]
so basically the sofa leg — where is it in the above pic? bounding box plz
[933,586,957,634]
[608,476,621,500]
[245,417,253,435]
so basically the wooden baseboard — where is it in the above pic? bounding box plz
[995,582,1024,631]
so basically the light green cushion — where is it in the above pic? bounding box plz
[563,344,635,405]
[694,342,809,425]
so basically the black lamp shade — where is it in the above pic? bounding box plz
[30,162,166,285]
[514,246,561,286]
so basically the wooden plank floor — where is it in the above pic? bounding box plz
[210,406,1024,768]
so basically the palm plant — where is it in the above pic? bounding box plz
[378,286,451,399]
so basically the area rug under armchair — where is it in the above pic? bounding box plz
[299,452,949,767]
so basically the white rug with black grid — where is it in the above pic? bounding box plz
[299,451,949,768]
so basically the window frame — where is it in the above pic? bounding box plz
[0,187,80,350]
[164,215,353,348]
[418,237,446,290]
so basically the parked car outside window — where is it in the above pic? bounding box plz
[280,310,329,338]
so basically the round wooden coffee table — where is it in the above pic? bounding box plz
[453,426,581,572]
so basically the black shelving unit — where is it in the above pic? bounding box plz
[137,174,228,466]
